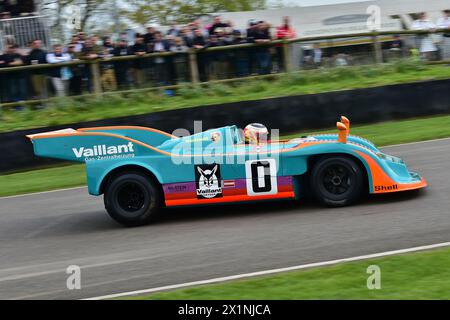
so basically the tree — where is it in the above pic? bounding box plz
[123,0,267,29]
[38,0,107,40]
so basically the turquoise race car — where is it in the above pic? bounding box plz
[27,117,427,226]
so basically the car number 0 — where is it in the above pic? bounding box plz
[245,159,278,196]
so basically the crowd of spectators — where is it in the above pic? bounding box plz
[411,11,450,61]
[1,10,450,104]
[0,16,297,103]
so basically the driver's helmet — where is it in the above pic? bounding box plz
[244,123,269,144]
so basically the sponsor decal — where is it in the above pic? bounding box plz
[72,142,134,160]
[211,132,221,142]
[195,164,223,199]
[374,184,398,192]
[223,180,236,188]
[167,185,188,193]
[245,159,278,196]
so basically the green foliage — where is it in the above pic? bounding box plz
[133,247,450,300]
[393,58,427,73]
[2,63,450,133]
[122,0,267,27]
[177,85,205,99]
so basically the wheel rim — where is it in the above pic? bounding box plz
[117,182,147,213]
[321,164,353,195]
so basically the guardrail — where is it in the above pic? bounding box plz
[0,28,449,108]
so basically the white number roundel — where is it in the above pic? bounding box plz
[245,159,278,196]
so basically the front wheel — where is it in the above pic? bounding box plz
[310,157,364,207]
[104,172,162,227]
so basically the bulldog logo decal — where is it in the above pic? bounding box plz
[195,164,223,199]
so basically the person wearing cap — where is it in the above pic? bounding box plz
[437,10,450,59]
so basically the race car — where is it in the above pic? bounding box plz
[27,116,427,226]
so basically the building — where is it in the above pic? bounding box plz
[216,0,449,37]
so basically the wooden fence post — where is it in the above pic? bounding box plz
[90,60,102,95]
[372,32,383,64]
[188,50,200,84]
[282,41,293,73]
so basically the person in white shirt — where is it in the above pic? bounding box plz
[437,10,450,59]
[411,12,438,60]
[46,44,72,97]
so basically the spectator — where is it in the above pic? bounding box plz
[412,12,438,61]
[81,38,101,59]
[170,37,189,82]
[69,35,83,53]
[46,44,72,97]
[2,44,27,102]
[130,34,147,87]
[232,30,250,77]
[312,43,323,67]
[276,16,296,40]
[437,10,450,60]
[77,31,87,46]
[26,39,47,99]
[150,31,171,85]
[167,24,179,37]
[0,49,7,102]
[334,53,350,66]
[144,26,156,47]
[209,16,229,35]
[113,39,132,89]
[251,21,272,75]
[386,35,405,60]
[207,29,232,80]
[103,36,114,54]
[67,44,83,95]
[81,38,101,92]
[192,28,208,82]
[179,26,193,47]
[100,46,117,91]
[275,16,296,72]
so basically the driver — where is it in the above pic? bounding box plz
[244,123,269,144]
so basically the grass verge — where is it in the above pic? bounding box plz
[129,246,450,300]
[1,60,450,133]
[1,114,450,197]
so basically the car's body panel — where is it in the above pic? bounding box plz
[27,120,427,207]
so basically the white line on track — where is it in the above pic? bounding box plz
[2,137,450,200]
[0,186,87,199]
[380,137,450,148]
[84,241,450,300]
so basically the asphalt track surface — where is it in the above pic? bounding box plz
[0,139,449,299]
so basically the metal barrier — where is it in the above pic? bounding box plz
[0,29,449,107]
[0,15,51,49]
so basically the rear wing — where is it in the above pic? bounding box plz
[27,126,175,162]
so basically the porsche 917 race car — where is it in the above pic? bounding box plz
[27,116,427,226]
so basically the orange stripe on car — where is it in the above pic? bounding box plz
[356,151,427,193]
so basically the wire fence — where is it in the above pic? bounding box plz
[1,29,449,107]
[0,15,51,49]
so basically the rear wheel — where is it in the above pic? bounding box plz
[310,157,364,207]
[104,172,162,226]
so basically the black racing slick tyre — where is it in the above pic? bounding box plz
[310,157,364,207]
[104,172,162,227]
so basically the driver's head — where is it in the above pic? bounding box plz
[244,123,268,144]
